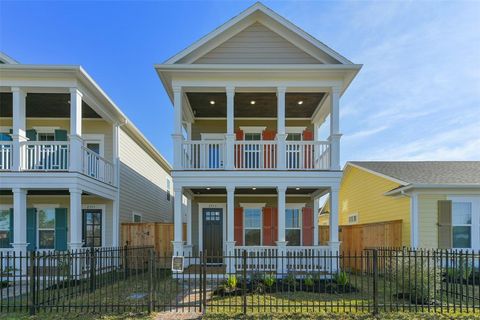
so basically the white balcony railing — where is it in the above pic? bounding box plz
[82,147,115,185]
[25,142,69,171]
[180,139,331,170]
[234,141,277,170]
[181,140,225,170]
[0,142,13,170]
[286,141,330,170]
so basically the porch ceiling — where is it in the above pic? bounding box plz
[189,187,319,195]
[186,92,325,118]
[0,93,101,118]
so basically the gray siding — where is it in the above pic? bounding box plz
[194,22,320,64]
[119,129,173,223]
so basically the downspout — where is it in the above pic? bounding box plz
[401,189,418,249]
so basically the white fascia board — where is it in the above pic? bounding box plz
[385,184,480,196]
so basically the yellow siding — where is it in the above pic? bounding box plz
[339,166,411,246]
[418,194,446,248]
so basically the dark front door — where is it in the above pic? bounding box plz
[82,209,103,247]
[203,208,223,263]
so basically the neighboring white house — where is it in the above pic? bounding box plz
[155,3,361,271]
[0,53,173,252]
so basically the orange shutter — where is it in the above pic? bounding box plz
[272,207,278,243]
[262,130,276,169]
[302,207,314,245]
[235,130,244,140]
[234,207,244,245]
[262,207,274,245]
[302,130,314,169]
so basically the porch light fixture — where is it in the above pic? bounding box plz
[209,100,215,105]
[206,187,211,190]
[298,101,304,105]
[295,187,300,190]
[252,187,257,190]
[250,100,256,105]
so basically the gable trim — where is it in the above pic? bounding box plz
[345,162,409,186]
[163,3,352,65]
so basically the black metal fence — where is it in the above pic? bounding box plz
[1,246,479,316]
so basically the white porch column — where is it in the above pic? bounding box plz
[172,185,184,255]
[329,187,340,269]
[11,188,27,252]
[276,86,287,170]
[226,186,236,273]
[69,88,83,173]
[69,188,83,250]
[172,86,184,170]
[11,87,27,171]
[329,87,341,170]
[276,186,287,244]
[313,195,320,246]
[276,186,287,276]
[225,86,235,170]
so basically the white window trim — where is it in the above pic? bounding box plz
[448,195,480,250]
[83,204,106,247]
[132,212,143,222]
[33,126,61,134]
[348,213,359,225]
[200,133,225,140]
[198,203,226,253]
[239,126,266,134]
[0,126,12,133]
[286,127,306,134]
[285,206,303,246]
[83,134,105,157]
[243,207,263,246]
[240,203,266,209]
[36,207,57,251]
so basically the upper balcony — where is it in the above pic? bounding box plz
[0,89,116,186]
[172,86,341,172]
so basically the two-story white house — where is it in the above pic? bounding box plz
[0,53,173,253]
[155,3,361,270]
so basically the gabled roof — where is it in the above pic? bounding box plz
[0,52,19,64]
[163,2,352,65]
[346,161,480,195]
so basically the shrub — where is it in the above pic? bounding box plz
[263,275,276,288]
[304,274,314,287]
[283,273,297,289]
[334,271,349,286]
[386,250,441,304]
[226,275,237,290]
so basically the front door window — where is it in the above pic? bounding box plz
[83,209,103,247]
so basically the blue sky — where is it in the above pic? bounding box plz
[1,1,479,165]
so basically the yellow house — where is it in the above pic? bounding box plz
[319,161,480,249]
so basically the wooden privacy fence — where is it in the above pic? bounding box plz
[121,222,186,266]
[319,220,403,252]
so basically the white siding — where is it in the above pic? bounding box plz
[194,22,320,64]
[118,129,173,223]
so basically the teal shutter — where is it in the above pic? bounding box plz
[0,133,12,141]
[55,208,68,251]
[8,208,13,248]
[26,129,37,141]
[54,129,68,141]
[27,208,37,251]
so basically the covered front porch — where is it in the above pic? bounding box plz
[172,183,340,273]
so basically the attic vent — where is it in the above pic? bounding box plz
[348,213,358,225]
